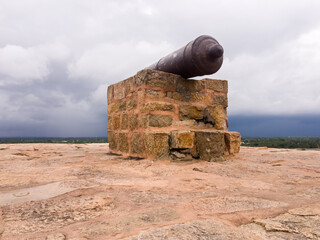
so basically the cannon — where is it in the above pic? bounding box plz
[146,35,224,79]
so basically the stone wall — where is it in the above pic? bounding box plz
[107,69,240,161]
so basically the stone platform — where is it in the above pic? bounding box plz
[107,69,240,160]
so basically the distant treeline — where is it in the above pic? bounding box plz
[242,137,320,149]
[1,137,320,149]
[0,137,108,144]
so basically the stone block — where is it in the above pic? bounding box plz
[108,131,118,150]
[173,120,196,126]
[176,78,204,93]
[144,132,169,159]
[148,115,173,127]
[190,93,211,104]
[118,133,129,153]
[131,133,143,154]
[129,114,138,130]
[113,115,120,130]
[141,102,175,113]
[213,95,228,108]
[167,91,210,104]
[146,89,166,99]
[113,81,126,100]
[203,107,215,125]
[195,130,225,161]
[108,100,126,114]
[123,77,134,96]
[180,105,205,120]
[127,99,137,110]
[107,116,112,130]
[119,101,126,111]
[137,88,145,102]
[206,79,228,93]
[204,106,228,130]
[134,69,178,89]
[166,92,183,101]
[108,103,116,114]
[121,113,128,130]
[170,130,195,149]
[139,115,148,128]
[225,132,241,154]
[107,85,113,104]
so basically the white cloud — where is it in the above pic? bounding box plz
[68,40,173,83]
[1,0,320,136]
[90,84,107,106]
[0,42,69,84]
[0,45,49,81]
[215,28,320,115]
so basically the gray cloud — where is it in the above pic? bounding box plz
[0,0,320,136]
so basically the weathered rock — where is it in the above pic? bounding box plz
[2,145,320,239]
[139,115,148,128]
[144,132,169,159]
[46,233,66,240]
[148,115,173,127]
[141,102,174,113]
[131,133,143,154]
[170,130,195,149]
[124,219,254,240]
[118,133,129,153]
[82,207,178,238]
[127,99,137,110]
[179,105,205,120]
[113,81,126,100]
[107,85,114,104]
[225,132,241,154]
[123,77,135,96]
[108,102,118,114]
[251,207,320,240]
[203,107,215,125]
[134,69,178,89]
[190,92,211,104]
[206,78,228,93]
[108,131,117,150]
[129,114,138,130]
[68,238,88,240]
[166,91,183,101]
[176,78,204,93]
[173,120,196,126]
[121,113,128,130]
[171,151,186,159]
[213,95,228,108]
[119,100,126,111]
[195,130,225,161]
[112,115,120,130]
[204,106,228,130]
[148,89,166,99]
[107,116,112,130]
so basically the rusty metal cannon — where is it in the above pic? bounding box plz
[146,35,223,79]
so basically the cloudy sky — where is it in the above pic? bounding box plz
[1,0,320,137]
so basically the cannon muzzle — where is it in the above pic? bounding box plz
[146,35,223,79]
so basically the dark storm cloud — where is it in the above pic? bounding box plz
[1,0,320,137]
[229,115,320,137]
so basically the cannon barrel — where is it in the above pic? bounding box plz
[146,35,223,79]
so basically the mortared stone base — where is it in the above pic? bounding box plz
[107,69,240,161]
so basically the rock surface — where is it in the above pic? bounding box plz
[0,144,319,239]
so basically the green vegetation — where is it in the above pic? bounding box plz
[2,137,320,149]
[242,137,320,149]
[0,137,108,144]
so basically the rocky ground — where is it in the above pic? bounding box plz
[0,143,319,240]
